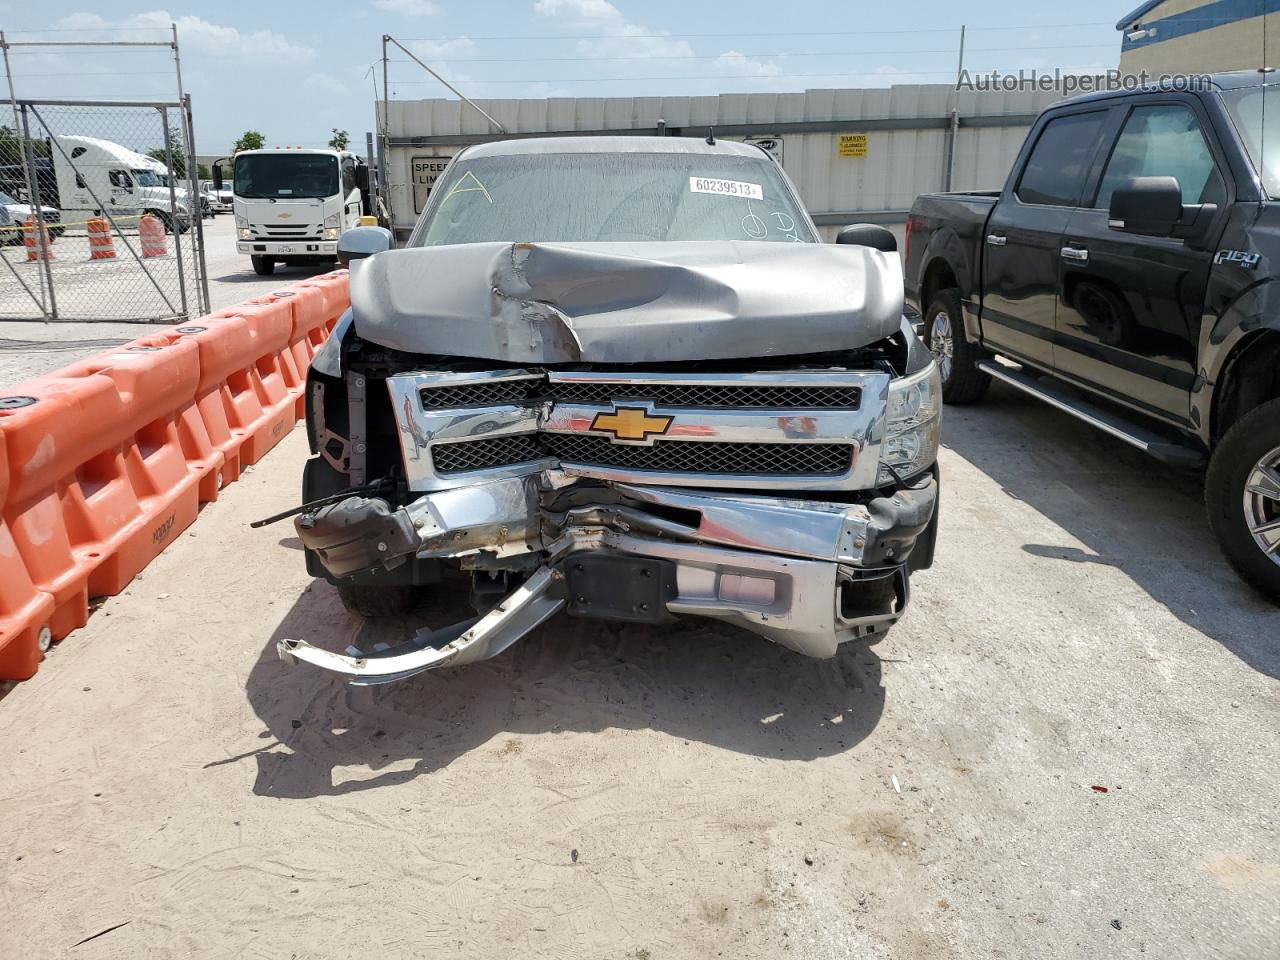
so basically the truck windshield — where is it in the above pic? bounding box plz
[1222,85,1280,198]
[233,154,338,199]
[414,152,815,246]
[130,169,161,187]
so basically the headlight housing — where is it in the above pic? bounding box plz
[323,212,340,241]
[235,215,248,229]
[878,360,942,485]
[238,227,252,239]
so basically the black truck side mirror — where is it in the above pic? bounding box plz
[836,223,897,252]
[212,157,230,192]
[1108,176,1216,245]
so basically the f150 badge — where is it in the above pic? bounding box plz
[591,407,673,442]
[1214,249,1261,269]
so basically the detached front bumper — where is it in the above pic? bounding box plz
[281,473,938,683]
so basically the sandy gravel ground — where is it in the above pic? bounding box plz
[1,384,1277,959]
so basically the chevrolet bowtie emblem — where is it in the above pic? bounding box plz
[590,407,673,442]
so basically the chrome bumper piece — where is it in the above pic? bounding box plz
[281,474,935,683]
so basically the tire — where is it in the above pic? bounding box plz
[924,289,991,405]
[1206,398,1280,602]
[251,255,275,276]
[336,582,420,618]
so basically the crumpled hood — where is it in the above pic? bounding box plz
[349,240,904,363]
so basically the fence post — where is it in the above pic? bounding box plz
[182,94,211,314]
[19,103,57,320]
[159,105,188,323]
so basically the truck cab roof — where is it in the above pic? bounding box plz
[1053,69,1276,111]
[457,135,772,162]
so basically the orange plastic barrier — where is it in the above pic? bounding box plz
[87,217,115,261]
[0,270,349,680]
[139,214,166,258]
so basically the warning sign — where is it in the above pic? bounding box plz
[837,134,869,158]
[411,155,451,213]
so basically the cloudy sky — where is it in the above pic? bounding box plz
[1,0,1128,154]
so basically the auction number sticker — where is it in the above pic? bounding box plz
[689,176,763,200]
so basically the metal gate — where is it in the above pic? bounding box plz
[0,97,210,322]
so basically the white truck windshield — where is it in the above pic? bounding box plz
[415,152,815,246]
[234,154,339,199]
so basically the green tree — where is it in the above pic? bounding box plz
[146,129,188,178]
[328,128,349,151]
[197,162,211,180]
[233,130,265,153]
[0,124,51,165]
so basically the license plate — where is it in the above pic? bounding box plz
[276,245,294,254]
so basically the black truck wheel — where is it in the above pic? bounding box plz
[251,255,275,276]
[1206,398,1280,602]
[925,289,990,404]
[336,582,420,618]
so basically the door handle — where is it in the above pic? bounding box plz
[1061,246,1089,263]
[986,234,1007,247]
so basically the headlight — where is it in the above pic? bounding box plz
[238,227,252,240]
[235,215,248,229]
[324,213,340,228]
[323,227,339,240]
[878,361,942,484]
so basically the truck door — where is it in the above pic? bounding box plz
[1056,99,1225,426]
[980,109,1112,369]
[108,169,134,212]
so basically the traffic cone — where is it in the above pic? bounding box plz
[87,217,115,260]
[139,214,167,258]
[23,217,53,262]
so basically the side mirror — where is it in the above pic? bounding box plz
[337,224,393,265]
[835,223,897,252]
[354,164,370,193]
[1108,176,1216,243]
[212,159,228,192]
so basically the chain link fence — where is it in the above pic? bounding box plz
[0,98,210,322]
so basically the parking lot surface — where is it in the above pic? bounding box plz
[1,379,1275,959]
[0,216,333,386]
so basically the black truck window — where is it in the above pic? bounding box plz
[1094,104,1222,209]
[1015,111,1107,206]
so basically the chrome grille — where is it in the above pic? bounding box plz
[431,433,852,477]
[552,381,861,409]
[432,434,543,474]
[545,435,852,476]
[421,379,540,409]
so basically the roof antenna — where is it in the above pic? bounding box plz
[705,126,716,146]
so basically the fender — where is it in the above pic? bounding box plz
[1193,275,1280,445]
[915,225,982,343]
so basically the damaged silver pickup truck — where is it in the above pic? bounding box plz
[278,136,941,684]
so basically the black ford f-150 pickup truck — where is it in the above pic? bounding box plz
[905,71,1280,601]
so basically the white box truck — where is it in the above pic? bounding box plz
[218,148,371,275]
[52,136,192,233]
